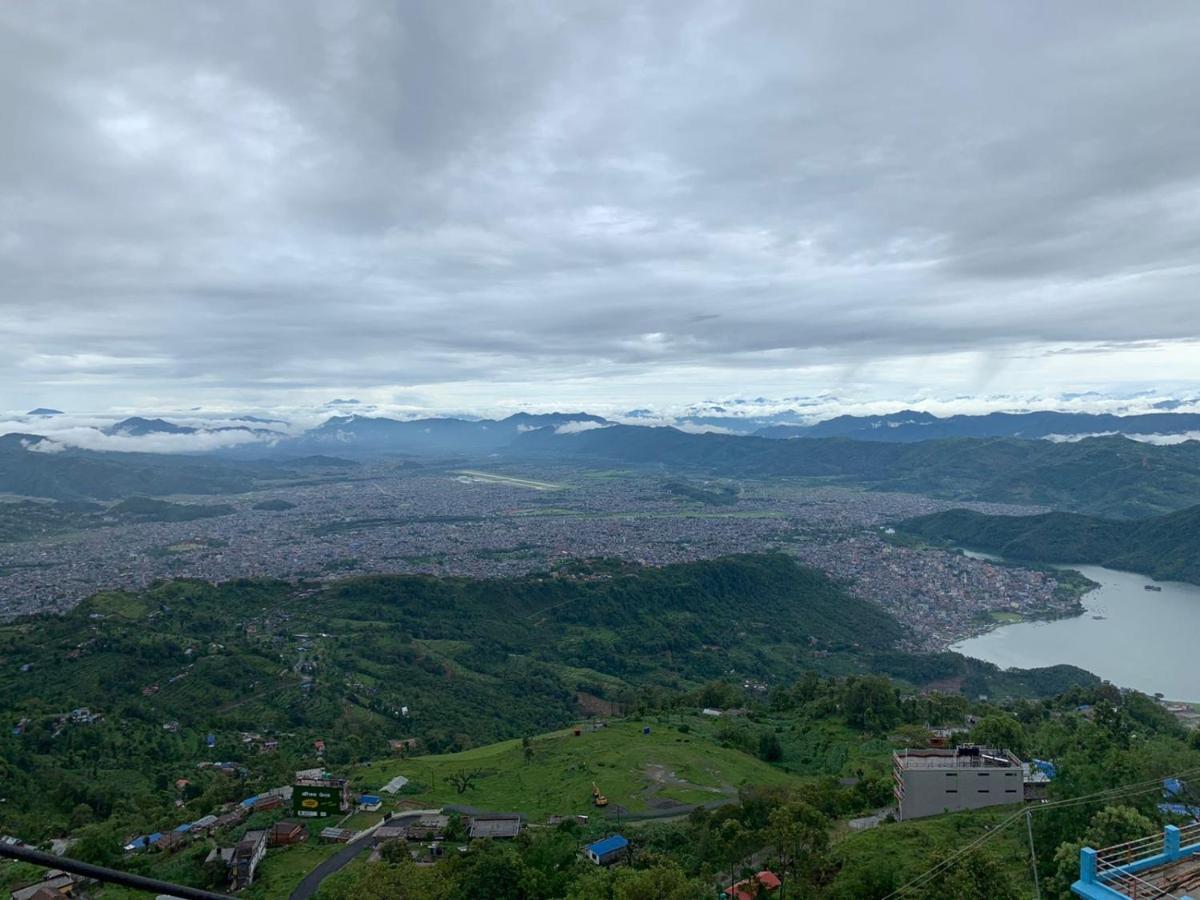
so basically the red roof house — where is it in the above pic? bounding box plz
[724,870,782,900]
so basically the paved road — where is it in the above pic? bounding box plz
[288,816,416,900]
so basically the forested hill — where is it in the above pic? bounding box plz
[0,436,357,501]
[0,554,1098,836]
[512,427,1200,517]
[0,554,904,756]
[898,505,1200,585]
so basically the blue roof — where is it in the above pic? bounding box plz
[1159,802,1200,820]
[360,794,381,803]
[587,835,629,856]
[148,832,163,843]
[126,836,149,850]
[241,795,259,807]
[174,823,192,833]
[1165,778,1185,797]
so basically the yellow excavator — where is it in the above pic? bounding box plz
[591,782,609,807]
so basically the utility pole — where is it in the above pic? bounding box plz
[1025,810,1042,900]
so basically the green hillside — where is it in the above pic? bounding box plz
[354,720,801,819]
[0,556,901,834]
[0,437,355,501]
[109,496,236,521]
[0,554,1099,841]
[898,505,1200,585]
[103,678,1196,900]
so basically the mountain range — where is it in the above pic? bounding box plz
[508,425,1200,517]
[754,409,1200,441]
[102,416,283,438]
[296,411,608,455]
[7,409,1200,515]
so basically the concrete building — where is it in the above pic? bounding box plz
[232,829,268,889]
[893,745,1023,820]
[406,814,449,841]
[469,814,522,840]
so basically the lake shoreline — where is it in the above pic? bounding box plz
[944,547,1094,644]
[951,558,1200,702]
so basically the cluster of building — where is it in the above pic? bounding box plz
[123,786,290,855]
[1,464,1049,657]
[795,534,1077,649]
[114,769,358,890]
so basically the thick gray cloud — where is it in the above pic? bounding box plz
[2,0,1200,412]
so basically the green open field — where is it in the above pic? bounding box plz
[352,720,802,820]
[989,611,1025,625]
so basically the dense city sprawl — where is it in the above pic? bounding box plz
[0,463,1076,650]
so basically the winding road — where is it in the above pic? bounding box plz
[288,814,422,900]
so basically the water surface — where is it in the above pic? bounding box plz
[951,556,1200,701]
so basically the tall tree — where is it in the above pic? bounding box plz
[770,800,830,898]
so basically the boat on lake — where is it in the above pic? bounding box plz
[1145,584,1163,592]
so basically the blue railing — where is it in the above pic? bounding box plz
[1073,824,1200,899]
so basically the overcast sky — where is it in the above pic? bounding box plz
[3,0,1200,416]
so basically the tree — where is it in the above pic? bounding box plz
[1045,805,1156,899]
[446,768,484,795]
[449,840,526,899]
[612,863,707,900]
[717,819,754,891]
[70,821,124,868]
[912,848,1023,900]
[970,714,1028,757]
[318,855,453,899]
[379,839,411,864]
[769,800,829,897]
[69,802,95,829]
[842,677,900,733]
[698,680,740,710]
[758,731,783,762]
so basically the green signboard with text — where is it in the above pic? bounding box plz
[293,784,342,818]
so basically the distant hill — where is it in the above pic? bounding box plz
[757,410,1200,442]
[897,505,1200,586]
[104,416,199,436]
[251,498,296,511]
[296,411,610,455]
[0,436,293,500]
[26,407,64,416]
[510,426,1200,517]
[109,496,236,522]
[273,454,359,468]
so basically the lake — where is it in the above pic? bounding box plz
[951,554,1200,701]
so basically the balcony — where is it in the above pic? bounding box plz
[1073,823,1200,899]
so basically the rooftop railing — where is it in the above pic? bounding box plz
[893,749,1019,770]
